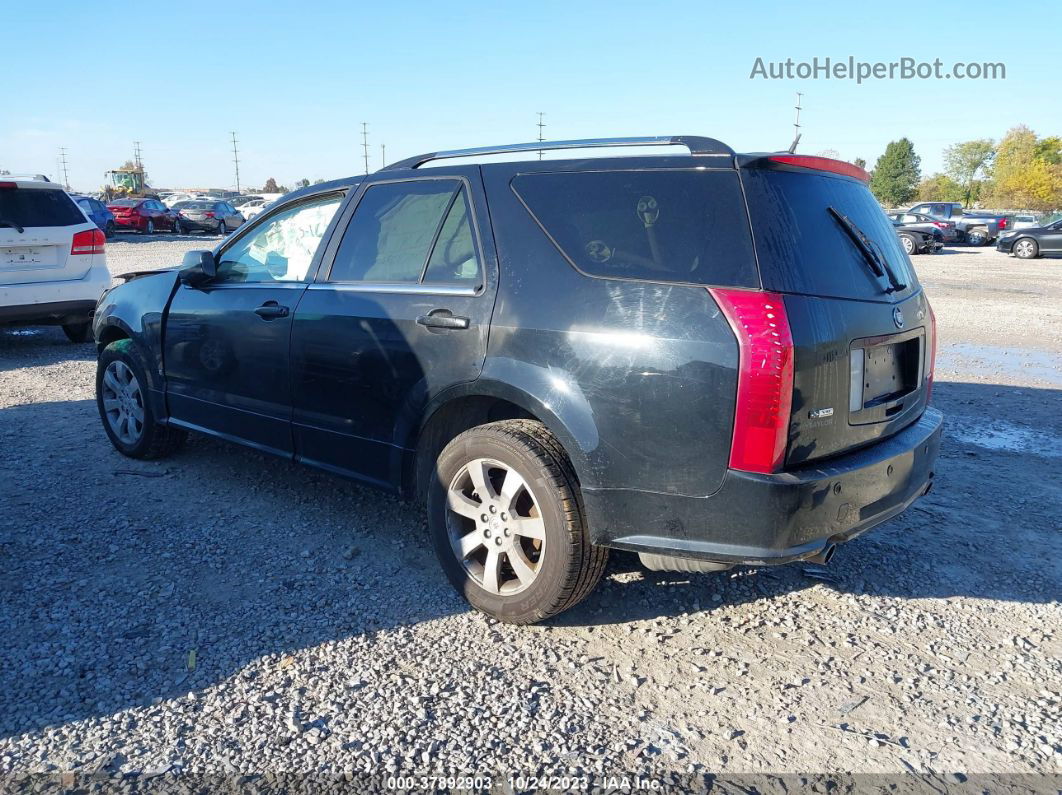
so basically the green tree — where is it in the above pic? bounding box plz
[295,178,310,189]
[988,125,1062,210]
[869,138,921,206]
[943,139,995,205]
[313,178,326,184]
[263,177,279,193]
[853,158,866,170]
[915,173,965,202]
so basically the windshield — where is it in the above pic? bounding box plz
[742,168,918,302]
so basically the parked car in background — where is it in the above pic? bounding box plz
[238,198,272,220]
[91,137,941,624]
[163,192,212,208]
[996,217,1062,259]
[229,195,264,209]
[106,198,183,234]
[72,195,116,237]
[1010,214,1040,230]
[906,202,1009,246]
[886,211,957,243]
[1,177,110,342]
[890,219,943,255]
[172,200,244,235]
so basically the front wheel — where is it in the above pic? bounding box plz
[97,340,186,459]
[1014,238,1039,259]
[143,219,155,235]
[899,233,917,255]
[104,221,116,238]
[428,420,608,624]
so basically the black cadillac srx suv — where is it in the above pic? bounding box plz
[92,136,943,624]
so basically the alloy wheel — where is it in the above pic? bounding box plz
[1015,240,1035,258]
[445,458,545,595]
[101,361,145,445]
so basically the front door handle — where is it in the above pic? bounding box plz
[254,301,289,320]
[417,309,469,330]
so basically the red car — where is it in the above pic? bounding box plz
[105,198,183,234]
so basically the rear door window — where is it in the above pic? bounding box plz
[328,179,460,283]
[511,170,757,287]
[741,168,918,302]
[0,188,84,227]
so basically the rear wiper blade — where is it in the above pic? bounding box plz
[827,207,905,293]
[0,218,25,233]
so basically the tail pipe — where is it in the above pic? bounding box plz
[806,544,836,566]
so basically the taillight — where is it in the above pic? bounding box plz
[71,228,106,255]
[766,154,870,183]
[708,288,795,474]
[925,299,937,404]
[999,218,1008,230]
[932,221,946,229]
[0,181,17,190]
[204,212,215,218]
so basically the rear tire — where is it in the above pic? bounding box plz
[96,339,186,459]
[428,420,608,624]
[966,226,988,246]
[62,322,92,343]
[1014,238,1039,259]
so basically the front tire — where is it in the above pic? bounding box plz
[1014,238,1039,259]
[428,420,608,624]
[104,221,116,238]
[143,219,155,235]
[899,233,917,255]
[96,340,186,459]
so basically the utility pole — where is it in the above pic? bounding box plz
[230,132,241,193]
[537,112,546,160]
[380,143,386,169]
[361,123,370,175]
[59,147,70,190]
[133,141,143,170]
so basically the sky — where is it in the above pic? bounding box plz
[4,0,1059,193]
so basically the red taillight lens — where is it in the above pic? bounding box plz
[932,221,946,229]
[204,212,215,218]
[766,154,870,183]
[999,218,1008,230]
[925,299,937,404]
[0,181,17,190]
[708,288,795,474]
[71,228,106,255]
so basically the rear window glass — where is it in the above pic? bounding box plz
[177,202,214,210]
[511,170,757,287]
[741,168,918,301]
[109,199,139,207]
[0,188,84,227]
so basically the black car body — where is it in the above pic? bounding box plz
[173,200,244,234]
[996,217,1062,258]
[91,136,942,623]
[887,211,958,243]
[890,219,944,255]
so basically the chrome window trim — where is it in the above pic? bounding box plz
[307,282,478,297]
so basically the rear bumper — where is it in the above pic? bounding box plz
[585,408,944,565]
[180,218,225,232]
[0,266,110,325]
[0,298,97,325]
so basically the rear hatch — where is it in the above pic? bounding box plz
[739,157,934,467]
[0,182,97,286]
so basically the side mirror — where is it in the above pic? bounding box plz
[178,250,217,287]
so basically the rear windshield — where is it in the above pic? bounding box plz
[0,188,84,227]
[512,170,757,287]
[176,202,214,210]
[741,168,918,301]
[109,199,139,207]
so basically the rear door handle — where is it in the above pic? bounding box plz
[254,302,289,319]
[417,310,469,330]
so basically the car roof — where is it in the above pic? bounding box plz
[1,177,65,190]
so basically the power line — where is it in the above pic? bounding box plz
[537,112,546,160]
[361,123,370,175]
[59,147,70,190]
[230,132,241,193]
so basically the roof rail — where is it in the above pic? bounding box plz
[3,173,52,183]
[382,135,734,170]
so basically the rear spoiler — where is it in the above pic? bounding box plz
[739,153,870,184]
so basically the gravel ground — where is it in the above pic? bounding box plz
[0,237,1059,788]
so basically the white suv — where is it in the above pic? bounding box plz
[0,177,111,342]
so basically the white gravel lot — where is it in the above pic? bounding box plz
[0,236,1059,789]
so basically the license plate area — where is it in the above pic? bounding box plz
[1,246,57,268]
[849,329,924,425]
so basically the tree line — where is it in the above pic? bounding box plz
[854,126,1062,211]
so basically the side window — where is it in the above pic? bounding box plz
[215,195,343,284]
[910,204,928,215]
[423,188,480,284]
[328,180,459,283]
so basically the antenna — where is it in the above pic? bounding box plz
[537,112,546,160]
[788,92,803,153]
[380,143,386,170]
[230,132,241,193]
[59,147,70,190]
[361,123,370,175]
